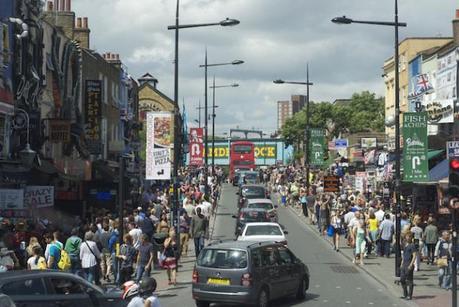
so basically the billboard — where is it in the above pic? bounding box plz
[402,112,428,182]
[0,0,14,109]
[189,128,203,166]
[146,112,172,180]
[84,80,102,154]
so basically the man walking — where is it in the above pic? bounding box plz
[379,213,394,257]
[400,234,417,300]
[190,207,208,257]
[64,228,82,275]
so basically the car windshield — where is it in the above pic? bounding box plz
[248,202,273,210]
[245,225,282,236]
[197,249,248,269]
[243,211,269,222]
[242,187,265,197]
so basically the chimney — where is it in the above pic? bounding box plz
[74,16,90,49]
[454,9,459,46]
[65,0,71,11]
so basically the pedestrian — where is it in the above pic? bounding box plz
[163,229,178,286]
[108,227,119,283]
[353,220,367,265]
[179,211,191,257]
[423,217,438,265]
[26,237,41,258]
[410,216,423,272]
[135,233,155,283]
[378,213,394,258]
[79,232,101,284]
[156,214,170,235]
[64,228,82,275]
[190,207,208,258]
[330,211,343,252]
[27,245,46,270]
[400,233,417,300]
[96,222,113,282]
[117,234,137,285]
[47,232,63,270]
[435,231,452,290]
[367,210,379,256]
[128,222,143,250]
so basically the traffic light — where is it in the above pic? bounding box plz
[448,158,459,197]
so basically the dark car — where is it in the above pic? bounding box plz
[192,241,309,307]
[237,184,268,207]
[0,271,126,307]
[233,208,272,236]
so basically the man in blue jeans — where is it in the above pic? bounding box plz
[379,213,394,257]
[190,207,208,258]
[135,234,154,283]
[64,228,82,275]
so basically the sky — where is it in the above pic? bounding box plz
[71,0,457,135]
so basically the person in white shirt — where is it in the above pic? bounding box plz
[79,232,101,284]
[196,196,212,218]
[126,276,161,307]
[374,204,385,223]
[128,223,143,250]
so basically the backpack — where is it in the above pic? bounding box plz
[57,246,71,271]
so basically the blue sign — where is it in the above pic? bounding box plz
[335,139,348,149]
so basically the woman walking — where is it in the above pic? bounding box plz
[330,211,343,252]
[435,231,452,290]
[79,232,101,284]
[117,234,136,285]
[354,220,367,265]
[163,229,177,285]
[27,246,46,270]
[367,211,379,256]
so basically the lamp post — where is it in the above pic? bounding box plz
[273,64,313,194]
[15,108,36,166]
[199,58,243,194]
[209,78,239,175]
[167,0,239,257]
[332,0,407,278]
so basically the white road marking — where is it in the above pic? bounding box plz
[345,301,351,304]
[323,300,329,303]
[336,286,341,289]
[315,284,320,288]
[369,303,374,305]
[356,287,362,290]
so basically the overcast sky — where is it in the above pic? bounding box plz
[72,0,457,135]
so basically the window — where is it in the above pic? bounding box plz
[197,249,248,269]
[248,202,273,210]
[260,246,279,266]
[1,278,46,296]
[278,246,294,265]
[49,278,85,295]
[447,72,451,82]
[234,145,252,154]
[251,248,262,267]
[245,225,282,236]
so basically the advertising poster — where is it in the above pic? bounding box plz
[85,80,102,154]
[24,186,54,208]
[0,0,14,108]
[361,138,377,149]
[424,99,454,124]
[402,112,428,182]
[0,189,24,210]
[189,128,203,166]
[309,128,325,167]
[146,112,172,180]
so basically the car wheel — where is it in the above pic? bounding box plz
[296,276,308,300]
[256,287,269,307]
[195,300,210,307]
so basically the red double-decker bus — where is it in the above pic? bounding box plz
[229,141,255,180]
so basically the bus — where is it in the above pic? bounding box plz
[229,141,256,181]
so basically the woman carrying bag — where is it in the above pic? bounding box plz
[79,232,101,284]
[162,229,178,286]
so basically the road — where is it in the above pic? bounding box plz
[160,184,412,306]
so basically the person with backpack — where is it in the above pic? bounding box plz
[79,232,101,284]
[64,228,82,275]
[47,232,63,270]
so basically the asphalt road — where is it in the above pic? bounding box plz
[160,184,413,307]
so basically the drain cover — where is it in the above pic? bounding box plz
[330,265,359,273]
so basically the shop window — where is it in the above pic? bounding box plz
[0,114,6,158]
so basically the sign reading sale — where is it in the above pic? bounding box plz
[189,128,203,166]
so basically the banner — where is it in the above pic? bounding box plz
[24,186,54,208]
[189,128,203,166]
[361,138,377,149]
[309,128,325,166]
[402,112,428,182]
[0,189,24,210]
[48,119,71,143]
[424,99,454,124]
[84,80,102,154]
[146,112,172,180]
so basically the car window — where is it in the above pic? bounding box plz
[260,246,279,266]
[248,203,273,210]
[278,246,294,264]
[49,278,86,295]
[251,248,262,268]
[197,249,248,269]
[1,278,46,296]
[245,225,282,236]
[243,211,269,222]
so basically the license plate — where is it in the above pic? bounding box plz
[207,278,230,285]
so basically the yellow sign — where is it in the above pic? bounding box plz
[203,145,277,159]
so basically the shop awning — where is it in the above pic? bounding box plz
[427,149,444,160]
[429,159,448,182]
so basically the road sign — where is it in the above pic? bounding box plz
[335,139,348,149]
[447,141,459,159]
[323,176,340,193]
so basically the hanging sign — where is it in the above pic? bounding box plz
[0,189,24,210]
[189,128,203,166]
[24,186,54,208]
[84,80,102,154]
[145,112,172,180]
[402,112,429,182]
[48,119,71,143]
[309,128,325,166]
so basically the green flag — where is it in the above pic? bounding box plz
[309,128,325,167]
[402,112,429,182]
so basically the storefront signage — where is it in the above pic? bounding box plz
[0,2,14,106]
[425,99,454,124]
[0,189,24,210]
[447,141,459,159]
[84,80,102,154]
[402,112,429,182]
[361,138,377,149]
[24,186,54,208]
[203,144,278,159]
[335,139,348,149]
[323,176,340,193]
[189,128,203,166]
[48,119,71,143]
[145,112,172,180]
[309,128,326,167]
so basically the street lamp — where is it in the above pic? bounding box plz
[209,78,239,175]
[332,0,407,278]
[15,108,36,166]
[167,0,239,256]
[199,57,244,193]
[273,64,313,195]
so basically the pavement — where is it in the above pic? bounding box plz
[284,201,455,307]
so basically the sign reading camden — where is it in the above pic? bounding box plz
[402,112,428,182]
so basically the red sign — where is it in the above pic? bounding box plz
[189,128,203,166]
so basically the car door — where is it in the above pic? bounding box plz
[260,245,282,299]
[45,276,95,307]
[277,245,300,295]
[0,277,47,307]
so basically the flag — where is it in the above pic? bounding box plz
[408,73,433,99]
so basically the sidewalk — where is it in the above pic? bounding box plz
[286,204,454,307]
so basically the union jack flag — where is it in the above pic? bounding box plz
[408,74,433,99]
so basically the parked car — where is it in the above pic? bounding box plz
[0,271,126,307]
[192,240,309,307]
[233,208,272,236]
[237,171,260,186]
[237,222,288,245]
[237,184,269,207]
[240,198,278,222]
